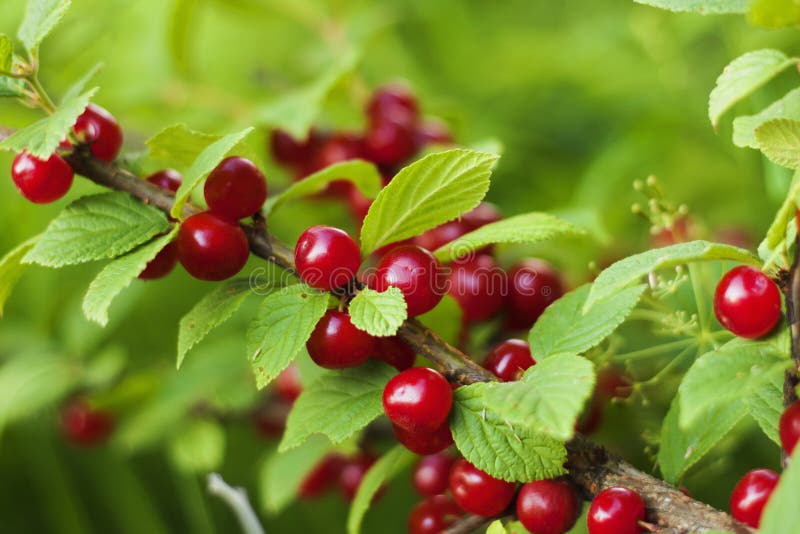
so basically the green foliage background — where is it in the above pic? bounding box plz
[0,1,795,532]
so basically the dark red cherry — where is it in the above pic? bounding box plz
[299,453,347,499]
[373,336,416,371]
[177,212,249,281]
[73,104,123,162]
[294,225,361,291]
[383,367,453,433]
[449,459,516,517]
[339,453,376,501]
[270,129,322,167]
[367,84,419,125]
[11,152,74,203]
[415,119,453,147]
[408,495,463,534]
[370,245,445,317]
[61,401,114,446]
[138,241,178,280]
[204,156,267,221]
[506,259,564,330]
[307,310,376,369]
[587,487,646,534]
[596,367,633,400]
[462,202,502,230]
[413,453,455,497]
[483,339,535,382]
[414,220,472,252]
[364,117,418,166]
[517,479,580,534]
[448,255,504,323]
[252,406,286,438]
[146,169,182,193]
[274,363,302,404]
[714,266,781,339]
[392,422,453,455]
[730,469,779,528]
[781,401,800,456]
[575,396,605,435]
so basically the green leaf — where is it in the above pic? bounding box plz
[18,0,72,53]
[24,192,171,267]
[760,446,800,534]
[168,419,226,474]
[586,241,759,311]
[530,284,645,359]
[747,365,784,445]
[633,0,748,14]
[347,445,415,534]
[0,87,97,159]
[259,435,333,514]
[279,361,396,452]
[0,35,13,72]
[247,284,329,389]
[170,127,254,218]
[262,160,382,217]
[486,521,508,534]
[146,123,223,168]
[82,228,178,327]
[359,149,498,254]
[450,382,567,482]
[748,0,800,29]
[0,236,39,317]
[62,63,103,102]
[733,88,800,148]
[348,287,407,337]
[433,212,585,262]
[0,77,26,98]
[177,278,253,369]
[763,171,800,252]
[755,118,800,170]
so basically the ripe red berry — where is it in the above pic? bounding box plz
[462,202,502,230]
[373,336,416,371]
[204,156,267,221]
[714,266,781,339]
[587,487,646,534]
[370,245,445,317]
[339,453,376,501]
[408,495,462,534]
[252,406,286,438]
[506,259,564,330]
[367,84,419,125]
[294,225,361,291]
[730,469,779,528]
[177,212,249,281]
[383,367,453,433]
[73,104,123,162]
[483,339,535,382]
[299,453,347,499]
[393,421,453,455]
[274,363,302,404]
[596,367,633,400]
[312,133,364,170]
[138,241,178,280]
[781,401,800,456]
[61,401,114,446]
[517,479,580,534]
[413,453,455,497]
[270,129,321,167]
[11,152,74,203]
[449,459,516,517]
[414,220,472,252]
[307,310,376,369]
[415,119,453,147]
[449,255,505,323]
[364,117,418,166]
[146,169,182,193]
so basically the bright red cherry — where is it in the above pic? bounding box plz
[146,169,182,193]
[61,401,114,446]
[370,245,445,317]
[177,212,249,281]
[393,422,453,455]
[413,453,455,497]
[294,225,361,291]
[204,156,267,221]
[408,495,462,534]
[483,339,535,382]
[730,469,779,528]
[274,364,302,404]
[339,453,376,501]
[138,242,178,280]
[383,367,453,433]
[517,479,580,534]
[299,453,347,499]
[415,119,453,147]
[373,336,416,371]
[73,104,123,162]
[714,266,781,339]
[11,152,74,203]
[307,310,376,369]
[587,487,646,534]
[364,117,418,166]
[448,255,505,323]
[414,220,473,252]
[506,259,564,330]
[367,84,419,125]
[449,459,516,517]
[781,401,800,456]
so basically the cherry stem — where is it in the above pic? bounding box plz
[206,473,264,534]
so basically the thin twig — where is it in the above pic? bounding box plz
[207,473,265,534]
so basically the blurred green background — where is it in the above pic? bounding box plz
[0,1,795,533]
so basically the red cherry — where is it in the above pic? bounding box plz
[730,469,779,528]
[299,453,347,499]
[596,368,633,400]
[177,212,249,281]
[587,487,646,534]
[714,266,781,339]
[517,479,580,534]
[369,245,445,317]
[408,495,463,534]
[73,104,123,162]
[367,84,419,125]
[392,421,453,455]
[270,129,322,167]
[345,183,373,223]
[294,225,361,291]
[11,152,74,203]
[310,133,365,196]
[138,241,178,280]
[506,259,564,330]
[448,255,505,323]
[781,401,800,456]
[274,364,302,404]
[61,401,114,446]
[373,336,416,371]
[449,459,516,517]
[715,227,753,250]
[414,220,473,252]
[483,339,535,382]
[383,367,453,433]
[146,169,182,193]
[651,216,691,248]
[413,452,455,497]
[415,119,453,147]
[252,406,286,438]
[203,156,267,221]
[462,202,502,230]
[364,117,418,166]
[307,310,376,369]
[339,453,376,501]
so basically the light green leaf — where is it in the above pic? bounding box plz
[746,361,785,445]
[733,89,800,148]
[347,445,415,534]
[348,287,407,337]
[633,0,748,13]
[530,284,645,359]
[168,419,226,474]
[586,241,759,311]
[748,0,800,29]
[486,521,508,534]
[360,149,497,254]
[0,236,39,317]
[247,284,329,389]
[259,435,333,514]
[451,382,567,482]
[262,160,382,217]
[763,171,800,252]
[756,118,800,170]
[170,127,254,218]
[760,446,800,534]
[177,278,253,369]
[433,212,585,262]
[0,77,26,98]
[62,63,103,102]
[82,228,178,327]
[0,35,12,72]
[146,123,223,168]
[18,0,72,53]
[24,192,170,267]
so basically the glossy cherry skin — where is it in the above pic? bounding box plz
[61,401,114,446]
[506,259,564,330]
[307,310,376,369]
[781,401,800,455]
[73,104,123,162]
[177,212,249,281]
[294,225,361,291]
[449,255,505,323]
[730,469,779,528]
[367,84,419,125]
[299,453,347,499]
[138,242,178,280]
[383,367,453,433]
[204,156,267,221]
[274,363,302,404]
[364,117,418,166]
[339,453,376,501]
[415,119,453,147]
[393,422,453,455]
[373,336,416,371]
[11,152,74,203]
[408,495,462,534]
[370,245,445,317]
[483,339,535,382]
[413,452,455,497]
[587,486,646,534]
[714,266,781,339]
[449,459,516,517]
[146,169,182,193]
[517,479,580,534]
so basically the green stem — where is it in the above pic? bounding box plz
[26,73,57,114]
[610,337,696,363]
[687,264,708,332]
